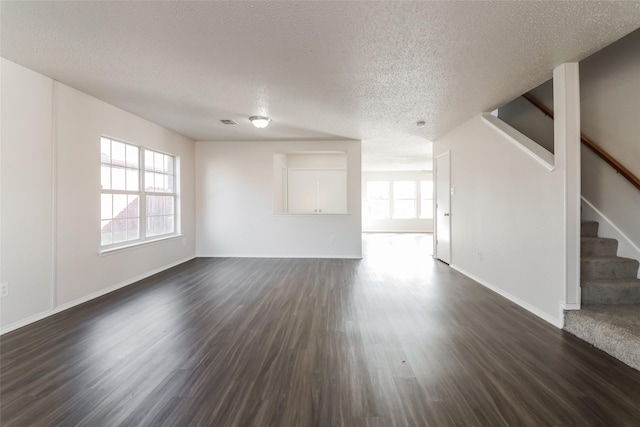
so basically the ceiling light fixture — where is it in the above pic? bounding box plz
[416,121,426,128]
[249,116,271,128]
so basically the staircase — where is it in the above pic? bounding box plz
[564,220,640,370]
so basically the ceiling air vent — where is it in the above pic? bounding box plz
[220,119,237,125]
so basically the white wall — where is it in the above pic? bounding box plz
[434,114,566,326]
[0,59,196,332]
[196,140,362,258]
[286,153,347,169]
[55,83,196,305]
[362,170,433,233]
[580,29,640,250]
[273,153,287,212]
[1,59,54,327]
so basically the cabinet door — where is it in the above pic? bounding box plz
[317,170,347,213]
[287,170,318,213]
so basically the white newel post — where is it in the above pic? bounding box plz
[554,63,581,311]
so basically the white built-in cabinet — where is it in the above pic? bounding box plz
[287,169,347,213]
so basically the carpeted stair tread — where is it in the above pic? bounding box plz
[581,221,599,237]
[581,278,640,305]
[581,237,618,257]
[581,256,640,279]
[564,305,640,371]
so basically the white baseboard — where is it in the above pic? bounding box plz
[0,256,196,335]
[196,253,362,259]
[450,264,564,328]
[362,230,433,233]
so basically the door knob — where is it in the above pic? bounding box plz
[444,213,450,217]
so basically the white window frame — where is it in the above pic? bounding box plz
[100,136,178,252]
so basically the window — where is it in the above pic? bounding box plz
[100,137,177,250]
[393,181,416,219]
[366,181,390,219]
[420,181,434,219]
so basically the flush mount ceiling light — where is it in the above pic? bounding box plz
[416,121,426,128]
[249,116,271,128]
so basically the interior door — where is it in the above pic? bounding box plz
[435,151,451,264]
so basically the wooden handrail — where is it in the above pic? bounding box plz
[522,93,640,192]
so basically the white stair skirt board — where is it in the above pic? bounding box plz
[450,264,564,328]
[0,256,196,335]
[582,197,640,279]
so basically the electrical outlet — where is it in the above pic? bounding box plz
[0,282,8,298]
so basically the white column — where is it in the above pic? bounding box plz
[554,63,581,310]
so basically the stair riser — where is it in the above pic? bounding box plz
[582,287,640,305]
[581,261,639,279]
[581,221,599,237]
[581,239,618,257]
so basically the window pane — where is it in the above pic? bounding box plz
[145,150,154,172]
[101,166,111,190]
[165,216,175,234]
[113,194,128,219]
[112,141,126,164]
[367,181,389,200]
[126,145,139,168]
[393,200,416,219]
[101,194,112,220]
[394,181,415,199]
[127,195,139,218]
[166,157,174,174]
[126,168,139,191]
[112,219,128,243]
[147,216,163,237]
[103,143,175,247]
[155,152,164,172]
[147,195,163,216]
[154,173,165,192]
[144,171,154,191]
[164,196,175,215]
[112,167,126,191]
[101,220,112,245]
[127,218,140,241]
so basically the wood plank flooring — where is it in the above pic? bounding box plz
[2,233,640,426]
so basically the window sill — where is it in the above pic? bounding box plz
[99,234,183,256]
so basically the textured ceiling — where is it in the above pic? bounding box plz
[2,1,640,171]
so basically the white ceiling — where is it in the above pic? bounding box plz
[2,1,640,171]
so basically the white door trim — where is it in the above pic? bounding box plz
[434,151,451,264]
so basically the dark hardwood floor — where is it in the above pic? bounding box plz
[2,233,640,426]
